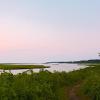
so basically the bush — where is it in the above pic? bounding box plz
[81,73,100,100]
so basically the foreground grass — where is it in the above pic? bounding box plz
[0,64,100,100]
[80,64,100,100]
[0,64,49,70]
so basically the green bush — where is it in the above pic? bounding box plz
[81,73,100,100]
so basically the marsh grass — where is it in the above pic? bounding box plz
[0,64,49,70]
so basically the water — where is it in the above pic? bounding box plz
[0,63,88,75]
[43,63,87,72]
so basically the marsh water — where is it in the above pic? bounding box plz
[0,63,88,75]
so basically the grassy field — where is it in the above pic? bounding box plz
[0,64,99,100]
[0,64,49,70]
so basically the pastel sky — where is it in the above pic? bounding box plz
[0,0,100,63]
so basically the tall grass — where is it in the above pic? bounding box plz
[80,64,100,100]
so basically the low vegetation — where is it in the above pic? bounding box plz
[80,64,100,100]
[0,64,99,100]
[0,64,49,70]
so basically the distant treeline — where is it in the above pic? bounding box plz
[46,59,100,64]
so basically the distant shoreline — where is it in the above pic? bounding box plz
[45,59,100,64]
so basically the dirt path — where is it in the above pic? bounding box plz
[66,82,90,100]
[68,84,81,100]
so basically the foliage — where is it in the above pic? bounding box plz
[80,64,100,100]
[0,64,100,100]
[0,68,88,100]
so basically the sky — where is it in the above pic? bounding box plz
[0,0,100,63]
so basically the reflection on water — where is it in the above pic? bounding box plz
[0,63,88,75]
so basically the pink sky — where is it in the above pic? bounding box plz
[0,0,100,63]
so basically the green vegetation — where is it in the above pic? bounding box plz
[0,70,68,100]
[80,64,100,100]
[0,64,49,70]
[0,64,100,100]
[0,67,88,100]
